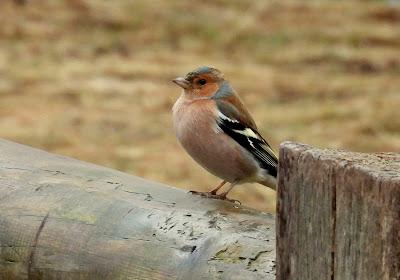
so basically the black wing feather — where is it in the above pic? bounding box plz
[217,115,278,177]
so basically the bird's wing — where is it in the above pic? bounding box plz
[215,99,278,177]
[212,81,258,130]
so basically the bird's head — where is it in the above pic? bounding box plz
[172,66,226,98]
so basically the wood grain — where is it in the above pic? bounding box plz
[277,142,400,280]
[0,139,275,280]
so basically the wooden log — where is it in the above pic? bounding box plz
[277,142,400,280]
[0,139,276,280]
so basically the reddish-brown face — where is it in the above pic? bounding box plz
[188,73,220,97]
[172,66,224,98]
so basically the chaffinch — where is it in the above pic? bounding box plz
[172,66,278,203]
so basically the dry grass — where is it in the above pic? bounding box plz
[1,0,399,212]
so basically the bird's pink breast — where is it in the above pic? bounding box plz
[172,97,258,183]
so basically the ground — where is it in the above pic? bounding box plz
[1,0,399,212]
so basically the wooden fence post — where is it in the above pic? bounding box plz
[277,142,400,280]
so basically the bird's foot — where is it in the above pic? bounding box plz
[189,190,216,197]
[189,190,241,204]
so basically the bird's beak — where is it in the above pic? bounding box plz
[172,77,190,89]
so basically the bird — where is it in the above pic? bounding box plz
[171,66,278,203]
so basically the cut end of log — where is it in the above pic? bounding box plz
[280,141,400,180]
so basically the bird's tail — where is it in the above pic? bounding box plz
[259,174,277,190]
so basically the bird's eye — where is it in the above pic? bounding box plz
[198,79,207,85]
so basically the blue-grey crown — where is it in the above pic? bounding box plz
[184,66,224,82]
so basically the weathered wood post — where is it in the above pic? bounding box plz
[277,142,400,280]
[0,139,275,279]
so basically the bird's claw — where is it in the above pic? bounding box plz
[189,190,241,204]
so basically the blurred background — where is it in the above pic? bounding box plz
[0,0,399,212]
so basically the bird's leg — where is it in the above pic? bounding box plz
[189,181,226,196]
[210,180,226,195]
[212,183,241,204]
[217,183,235,198]
[190,182,241,204]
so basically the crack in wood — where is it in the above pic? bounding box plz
[27,212,49,278]
[247,250,271,271]
[114,186,177,207]
[331,174,337,280]
[0,139,276,279]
